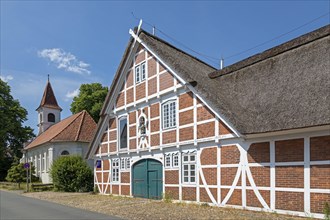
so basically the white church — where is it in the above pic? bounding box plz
[21,79,96,183]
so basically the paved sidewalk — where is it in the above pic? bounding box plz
[0,190,121,220]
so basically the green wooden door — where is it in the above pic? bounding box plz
[132,159,163,199]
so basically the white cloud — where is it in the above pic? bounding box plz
[65,88,79,101]
[38,48,91,75]
[0,74,14,82]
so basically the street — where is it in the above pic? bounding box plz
[0,190,121,220]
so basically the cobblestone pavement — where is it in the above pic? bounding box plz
[23,192,307,220]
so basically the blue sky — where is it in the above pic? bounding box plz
[1,1,329,135]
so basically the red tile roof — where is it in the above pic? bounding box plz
[26,110,96,149]
[37,80,62,111]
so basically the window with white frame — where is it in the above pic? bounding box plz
[121,158,125,170]
[165,154,171,168]
[41,153,44,171]
[118,117,127,149]
[135,62,146,83]
[164,153,179,168]
[112,159,119,182]
[173,154,179,167]
[182,153,196,184]
[162,100,176,129]
[120,158,131,170]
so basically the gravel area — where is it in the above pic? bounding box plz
[23,191,307,220]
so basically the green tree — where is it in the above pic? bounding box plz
[5,158,39,188]
[50,155,93,192]
[70,83,108,122]
[0,79,35,180]
[5,158,26,188]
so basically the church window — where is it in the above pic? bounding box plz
[48,113,55,122]
[118,117,127,149]
[61,150,69,156]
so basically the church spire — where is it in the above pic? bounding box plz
[37,77,62,135]
[37,77,62,111]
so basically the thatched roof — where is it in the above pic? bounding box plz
[139,25,330,134]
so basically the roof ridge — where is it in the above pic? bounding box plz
[140,29,217,70]
[209,24,330,79]
[51,111,83,142]
[75,110,86,141]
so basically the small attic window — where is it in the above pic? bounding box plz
[48,113,55,122]
[135,62,146,84]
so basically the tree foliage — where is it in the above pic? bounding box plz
[50,155,93,192]
[5,159,26,188]
[70,83,108,122]
[5,158,39,188]
[0,79,35,180]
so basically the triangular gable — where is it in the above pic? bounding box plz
[86,27,241,159]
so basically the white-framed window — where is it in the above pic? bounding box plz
[41,153,44,171]
[173,154,179,167]
[118,117,127,150]
[120,158,131,170]
[182,153,196,184]
[162,100,176,129]
[112,159,119,182]
[165,155,171,168]
[135,62,146,84]
[165,153,179,168]
[121,158,125,170]
[141,62,146,81]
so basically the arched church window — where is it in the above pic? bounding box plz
[61,150,69,156]
[39,113,42,123]
[48,113,55,122]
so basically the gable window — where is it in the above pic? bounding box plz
[48,113,55,122]
[118,117,127,149]
[162,100,176,129]
[112,159,119,182]
[135,62,146,84]
[182,152,196,184]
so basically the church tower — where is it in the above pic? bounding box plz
[36,77,62,135]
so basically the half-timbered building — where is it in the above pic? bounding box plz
[86,24,330,218]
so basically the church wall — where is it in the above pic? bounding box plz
[27,141,91,184]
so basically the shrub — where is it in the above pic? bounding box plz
[324,202,330,220]
[50,155,93,192]
[6,161,25,189]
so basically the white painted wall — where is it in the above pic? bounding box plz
[25,141,92,183]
